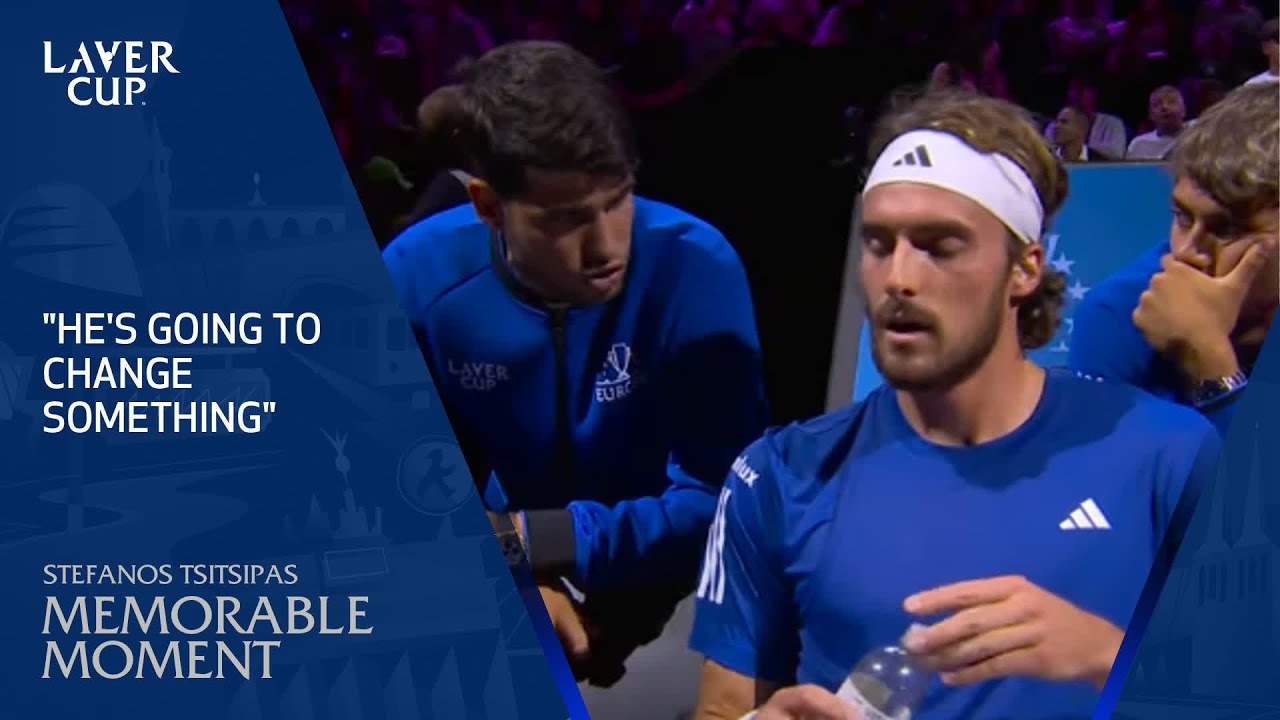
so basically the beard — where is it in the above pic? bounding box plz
[869,285,1006,392]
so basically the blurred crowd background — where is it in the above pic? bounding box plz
[285,0,1278,242]
[281,0,1279,424]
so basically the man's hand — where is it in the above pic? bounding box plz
[489,513,593,676]
[1133,244,1270,383]
[902,575,1123,690]
[539,582,591,677]
[753,685,861,720]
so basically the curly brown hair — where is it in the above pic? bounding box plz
[867,88,1071,350]
[1169,81,1279,222]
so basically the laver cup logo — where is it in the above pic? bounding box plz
[42,41,179,106]
[594,342,634,403]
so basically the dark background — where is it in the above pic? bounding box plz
[281,0,1279,424]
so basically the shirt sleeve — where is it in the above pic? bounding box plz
[382,233,422,329]
[535,234,769,592]
[688,434,800,685]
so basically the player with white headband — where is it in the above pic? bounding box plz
[686,89,1220,720]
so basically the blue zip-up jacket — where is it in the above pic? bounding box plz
[382,197,769,594]
[1069,242,1242,436]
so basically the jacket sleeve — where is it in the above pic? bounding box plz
[523,235,769,594]
[382,226,496,496]
[1067,286,1153,387]
[1068,279,1245,437]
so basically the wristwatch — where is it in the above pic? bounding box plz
[1190,369,1249,409]
[491,513,528,569]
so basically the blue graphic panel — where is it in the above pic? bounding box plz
[853,163,1174,401]
[1102,335,1280,717]
[0,2,578,719]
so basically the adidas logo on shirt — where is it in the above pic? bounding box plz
[1059,498,1111,530]
[892,145,933,168]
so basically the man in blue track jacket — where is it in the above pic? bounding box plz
[382,41,769,685]
[1070,81,1278,436]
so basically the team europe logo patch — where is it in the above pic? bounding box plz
[594,342,634,404]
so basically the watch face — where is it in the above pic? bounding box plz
[1196,379,1224,399]
[500,533,525,567]
[1193,373,1246,407]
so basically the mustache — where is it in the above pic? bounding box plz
[872,298,938,329]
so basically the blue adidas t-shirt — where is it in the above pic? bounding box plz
[689,369,1219,719]
[382,197,769,593]
[1070,242,1239,435]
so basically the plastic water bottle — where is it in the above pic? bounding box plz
[834,627,932,720]
[737,626,932,720]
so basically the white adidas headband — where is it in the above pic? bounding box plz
[863,129,1045,246]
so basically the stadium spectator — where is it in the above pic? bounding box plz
[404,0,494,99]
[282,0,1279,244]
[1193,0,1264,72]
[1052,104,1119,161]
[1047,0,1113,73]
[1126,85,1189,160]
[1045,74,1128,159]
[1245,17,1279,84]
[672,0,739,74]
[810,0,878,49]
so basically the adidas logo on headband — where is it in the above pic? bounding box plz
[865,130,1045,246]
[892,145,933,168]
